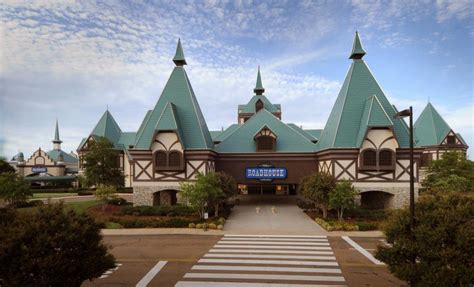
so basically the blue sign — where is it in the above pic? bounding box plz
[32,166,47,173]
[246,167,287,180]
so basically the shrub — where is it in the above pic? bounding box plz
[217,217,226,225]
[356,221,378,231]
[0,204,115,286]
[78,190,94,196]
[315,217,359,231]
[0,173,32,206]
[196,223,203,229]
[120,205,196,216]
[208,223,217,229]
[109,217,193,228]
[296,197,314,210]
[217,225,223,230]
[375,194,474,286]
[189,223,196,228]
[202,223,209,230]
[107,197,127,205]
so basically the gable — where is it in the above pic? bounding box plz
[217,110,315,153]
[414,103,452,147]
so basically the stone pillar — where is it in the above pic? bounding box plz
[133,186,154,206]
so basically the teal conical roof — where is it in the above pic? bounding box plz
[134,51,213,150]
[91,110,122,145]
[349,31,366,59]
[52,119,62,144]
[317,39,409,150]
[254,66,265,95]
[414,103,452,146]
[173,38,187,66]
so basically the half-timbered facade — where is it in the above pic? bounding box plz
[77,34,468,208]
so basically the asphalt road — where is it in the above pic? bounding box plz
[82,234,406,287]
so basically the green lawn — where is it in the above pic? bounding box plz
[18,200,102,214]
[32,193,78,198]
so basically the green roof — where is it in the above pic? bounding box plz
[356,95,394,146]
[215,124,241,142]
[91,110,122,145]
[118,132,137,149]
[217,109,315,153]
[47,149,78,164]
[210,130,223,140]
[456,133,468,146]
[414,103,452,146]
[317,34,409,150]
[287,124,318,142]
[53,119,62,143]
[304,129,323,140]
[134,65,214,150]
[349,31,366,59]
[173,38,187,65]
[238,95,280,114]
[254,66,265,94]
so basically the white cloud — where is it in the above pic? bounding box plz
[436,0,473,23]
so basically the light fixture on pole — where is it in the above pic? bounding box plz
[394,106,415,233]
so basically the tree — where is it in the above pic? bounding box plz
[94,185,117,211]
[298,172,336,218]
[0,204,115,287]
[375,194,474,286]
[213,172,237,217]
[0,173,32,206]
[0,158,15,174]
[82,137,124,188]
[422,151,474,193]
[329,179,356,221]
[180,172,224,219]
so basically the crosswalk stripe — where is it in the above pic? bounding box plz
[176,281,347,287]
[218,241,330,246]
[136,261,167,287]
[214,245,332,250]
[221,238,329,242]
[204,254,336,260]
[224,235,327,238]
[191,265,342,274]
[184,272,345,282]
[198,259,339,266]
[209,249,333,255]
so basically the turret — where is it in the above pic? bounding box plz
[52,119,62,150]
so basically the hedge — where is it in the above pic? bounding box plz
[109,217,194,228]
[120,205,196,216]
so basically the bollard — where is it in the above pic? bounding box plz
[256,206,260,214]
[271,206,277,214]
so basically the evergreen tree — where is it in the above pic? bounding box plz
[0,158,15,174]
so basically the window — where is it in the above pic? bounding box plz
[155,150,183,171]
[155,151,167,169]
[378,150,393,166]
[169,151,182,168]
[420,153,432,167]
[257,136,275,152]
[362,149,377,167]
[255,99,264,112]
[446,135,455,145]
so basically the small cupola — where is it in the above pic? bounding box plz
[253,66,265,95]
[173,38,187,66]
[349,31,367,60]
[52,119,62,150]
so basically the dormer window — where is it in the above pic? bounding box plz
[155,151,168,170]
[255,99,264,112]
[154,150,183,171]
[362,149,376,168]
[254,126,277,152]
[360,149,395,171]
[446,135,455,145]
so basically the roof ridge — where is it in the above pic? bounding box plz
[331,63,355,147]
[372,95,394,125]
[428,104,439,144]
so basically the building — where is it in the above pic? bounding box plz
[15,120,79,185]
[78,33,468,208]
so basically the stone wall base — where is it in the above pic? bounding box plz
[353,183,419,209]
[133,185,180,207]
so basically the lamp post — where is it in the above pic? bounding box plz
[394,106,415,233]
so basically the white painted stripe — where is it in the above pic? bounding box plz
[198,259,339,266]
[176,281,347,287]
[214,245,331,250]
[341,236,384,265]
[192,265,342,274]
[218,241,330,246]
[209,249,333,255]
[224,234,327,238]
[204,254,336,260]
[136,260,167,287]
[221,237,328,242]
[184,272,345,282]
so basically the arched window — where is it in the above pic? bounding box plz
[168,151,182,168]
[155,151,167,170]
[378,149,393,166]
[257,136,275,152]
[362,149,376,167]
[255,99,264,112]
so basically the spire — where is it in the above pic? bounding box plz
[52,119,62,149]
[254,66,265,95]
[173,38,187,66]
[349,31,366,60]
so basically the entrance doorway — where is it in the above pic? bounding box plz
[239,184,297,195]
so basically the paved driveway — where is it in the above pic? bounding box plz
[224,195,327,235]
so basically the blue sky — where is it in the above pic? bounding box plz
[0,0,473,158]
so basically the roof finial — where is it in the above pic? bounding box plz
[254,66,265,95]
[52,119,62,145]
[349,31,366,60]
[173,38,187,66]
[106,104,109,111]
